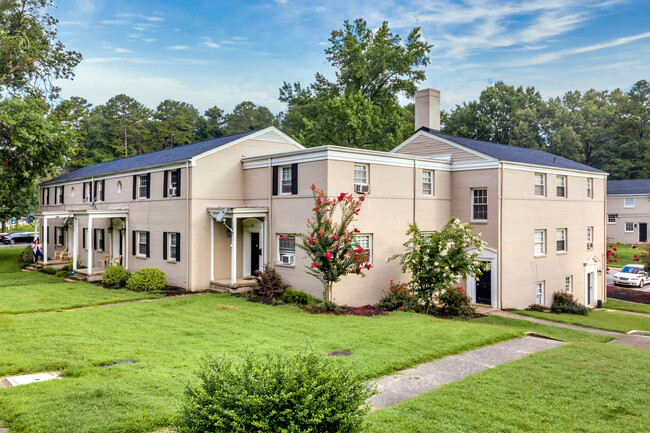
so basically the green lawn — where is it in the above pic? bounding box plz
[3,223,35,234]
[609,243,640,268]
[603,299,650,315]
[363,343,650,433]
[517,309,650,333]
[0,247,161,314]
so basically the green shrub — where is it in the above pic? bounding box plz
[376,280,419,312]
[526,304,550,312]
[40,267,57,275]
[254,265,288,297]
[550,291,588,315]
[126,267,167,292]
[61,264,73,272]
[102,265,130,288]
[282,289,312,305]
[19,246,33,264]
[437,287,475,317]
[55,270,69,278]
[174,350,375,433]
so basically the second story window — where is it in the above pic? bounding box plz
[422,170,433,195]
[96,180,104,202]
[556,228,567,253]
[624,197,635,208]
[138,175,150,199]
[471,188,488,221]
[607,214,616,224]
[534,173,546,197]
[534,230,546,256]
[556,176,566,197]
[55,186,64,204]
[586,178,593,198]
[281,166,292,194]
[354,164,368,186]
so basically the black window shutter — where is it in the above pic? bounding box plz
[291,163,298,195]
[61,186,65,204]
[176,232,181,261]
[176,169,181,197]
[132,175,137,199]
[47,227,50,243]
[101,180,105,201]
[132,231,136,256]
[163,171,168,198]
[100,229,105,251]
[163,232,168,260]
[272,166,278,195]
[47,188,50,204]
[146,173,151,198]
[93,229,97,251]
[83,183,87,200]
[82,228,86,249]
[93,181,97,201]
[145,231,150,257]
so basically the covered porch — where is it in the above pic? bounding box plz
[208,207,269,288]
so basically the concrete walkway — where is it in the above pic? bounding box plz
[603,308,650,318]
[368,336,563,409]
[492,311,650,350]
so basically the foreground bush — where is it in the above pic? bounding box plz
[126,267,167,292]
[376,280,419,312]
[282,289,312,305]
[550,291,588,315]
[40,266,57,275]
[175,350,375,433]
[55,270,69,278]
[526,303,550,312]
[437,287,475,317]
[102,265,129,288]
[254,265,288,297]
[19,246,33,264]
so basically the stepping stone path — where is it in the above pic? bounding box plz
[369,336,563,409]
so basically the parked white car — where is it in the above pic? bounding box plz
[613,264,648,287]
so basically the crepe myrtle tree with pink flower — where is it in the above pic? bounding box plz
[287,184,370,303]
[389,218,488,314]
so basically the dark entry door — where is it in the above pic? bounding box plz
[250,232,260,275]
[587,272,594,305]
[640,223,648,243]
[476,269,491,305]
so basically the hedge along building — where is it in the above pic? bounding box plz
[36,89,608,309]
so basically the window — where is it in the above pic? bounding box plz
[556,176,566,197]
[117,181,122,193]
[586,178,593,198]
[96,181,103,202]
[624,197,635,208]
[556,228,567,253]
[534,173,546,196]
[55,227,64,246]
[625,222,634,233]
[168,232,178,260]
[70,186,75,198]
[83,181,92,201]
[587,226,593,248]
[138,175,148,199]
[422,170,433,195]
[534,230,546,256]
[56,186,64,204]
[278,235,295,264]
[138,231,148,256]
[169,170,180,196]
[565,276,573,293]
[536,281,545,305]
[607,214,617,224]
[471,188,488,221]
[281,166,292,194]
[93,228,105,251]
[354,234,373,264]
[354,164,368,186]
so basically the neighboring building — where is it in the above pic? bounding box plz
[36,89,608,309]
[606,179,650,244]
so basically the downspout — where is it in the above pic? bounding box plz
[498,162,504,310]
[602,176,607,303]
[186,161,191,290]
[268,157,273,264]
[412,160,417,224]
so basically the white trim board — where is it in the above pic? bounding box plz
[390,130,497,161]
[40,163,188,188]
[501,162,608,179]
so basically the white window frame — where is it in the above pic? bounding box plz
[280,166,292,195]
[277,234,295,265]
[534,230,546,256]
[137,231,148,257]
[169,170,180,196]
[168,232,178,261]
[624,197,635,208]
[565,276,572,293]
[353,234,373,264]
[55,227,64,246]
[534,173,546,197]
[422,170,434,196]
[607,214,616,224]
[96,181,103,202]
[586,178,593,198]
[536,281,545,305]
[94,228,104,251]
[625,222,634,233]
[556,175,566,198]
[556,228,567,253]
[471,188,488,222]
[56,186,63,204]
[354,164,368,187]
[138,175,148,199]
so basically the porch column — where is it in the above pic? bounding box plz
[124,217,129,270]
[230,216,237,285]
[72,217,78,271]
[210,215,215,282]
[43,217,49,264]
[263,216,268,267]
[87,216,93,274]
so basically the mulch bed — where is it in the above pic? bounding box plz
[300,304,387,316]
[607,285,650,305]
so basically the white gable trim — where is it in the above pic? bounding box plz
[190,127,304,163]
[390,130,497,162]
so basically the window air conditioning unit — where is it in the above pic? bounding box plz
[354,184,370,194]
[587,242,594,249]
[281,254,295,265]
[168,187,177,196]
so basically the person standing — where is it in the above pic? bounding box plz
[32,238,44,263]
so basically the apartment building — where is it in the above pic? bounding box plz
[606,179,650,244]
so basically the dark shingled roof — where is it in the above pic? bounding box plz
[418,127,605,173]
[42,130,258,185]
[607,179,650,195]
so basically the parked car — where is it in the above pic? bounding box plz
[613,264,649,288]
[1,232,34,245]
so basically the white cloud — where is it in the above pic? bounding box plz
[114,48,133,54]
[200,37,220,49]
[144,39,157,43]
[167,45,191,50]
[101,20,127,25]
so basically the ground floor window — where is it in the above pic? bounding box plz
[353,234,373,264]
[536,281,545,305]
[625,222,634,233]
[55,227,64,246]
[278,234,295,264]
[138,231,148,257]
[167,232,179,261]
[565,276,572,293]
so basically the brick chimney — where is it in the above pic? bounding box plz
[414,88,441,131]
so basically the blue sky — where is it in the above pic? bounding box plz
[56,0,650,114]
